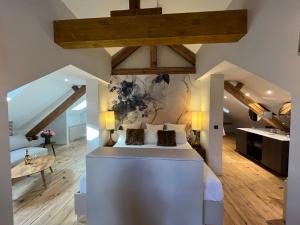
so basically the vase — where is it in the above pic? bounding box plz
[44,136,51,144]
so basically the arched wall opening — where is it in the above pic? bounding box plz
[2,65,110,224]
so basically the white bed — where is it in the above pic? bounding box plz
[75,142,224,225]
[114,142,224,202]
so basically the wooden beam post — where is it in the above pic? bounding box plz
[111,8,162,17]
[129,0,140,10]
[150,46,158,68]
[224,81,289,131]
[112,46,140,69]
[168,45,196,65]
[54,10,247,48]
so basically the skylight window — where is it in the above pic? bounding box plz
[6,83,29,102]
[72,100,87,111]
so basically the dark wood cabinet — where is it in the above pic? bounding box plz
[236,129,289,177]
[236,129,248,155]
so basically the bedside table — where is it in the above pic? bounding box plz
[191,144,207,162]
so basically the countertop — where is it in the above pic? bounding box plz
[237,128,290,142]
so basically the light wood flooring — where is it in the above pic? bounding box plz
[13,136,285,225]
[222,135,285,225]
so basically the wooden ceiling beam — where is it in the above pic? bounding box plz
[112,46,140,69]
[54,10,247,49]
[112,67,195,75]
[111,7,162,17]
[279,102,292,115]
[168,45,196,65]
[26,86,86,138]
[235,82,244,90]
[150,46,158,68]
[224,81,289,132]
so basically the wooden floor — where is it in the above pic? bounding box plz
[13,139,86,225]
[222,135,285,225]
[13,136,285,225]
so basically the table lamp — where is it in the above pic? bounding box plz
[105,111,116,146]
[192,111,202,146]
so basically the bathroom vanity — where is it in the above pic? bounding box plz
[236,128,289,176]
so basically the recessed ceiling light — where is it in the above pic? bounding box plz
[224,96,228,99]
[64,78,69,82]
[245,93,250,97]
[266,90,273,95]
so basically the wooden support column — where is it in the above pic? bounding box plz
[129,0,140,10]
[150,46,158,68]
[111,8,162,17]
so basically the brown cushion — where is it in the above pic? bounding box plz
[126,129,144,145]
[157,130,177,147]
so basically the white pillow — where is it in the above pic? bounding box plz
[116,130,126,145]
[122,122,141,130]
[9,135,30,151]
[174,129,188,144]
[144,129,157,144]
[144,124,164,144]
[146,123,164,131]
[165,123,187,144]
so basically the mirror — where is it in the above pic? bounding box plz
[248,109,262,122]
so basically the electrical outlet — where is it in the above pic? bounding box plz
[214,125,219,129]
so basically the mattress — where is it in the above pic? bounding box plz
[80,143,224,202]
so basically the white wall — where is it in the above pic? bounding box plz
[9,78,72,132]
[86,79,109,153]
[47,112,69,145]
[0,90,13,225]
[67,95,87,142]
[200,74,224,175]
[196,0,300,223]
[0,1,111,224]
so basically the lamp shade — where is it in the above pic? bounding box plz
[105,111,115,130]
[192,111,202,131]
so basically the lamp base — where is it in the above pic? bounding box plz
[192,130,201,146]
[106,138,116,147]
[106,130,116,147]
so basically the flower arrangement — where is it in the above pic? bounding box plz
[40,130,55,144]
[40,130,56,138]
